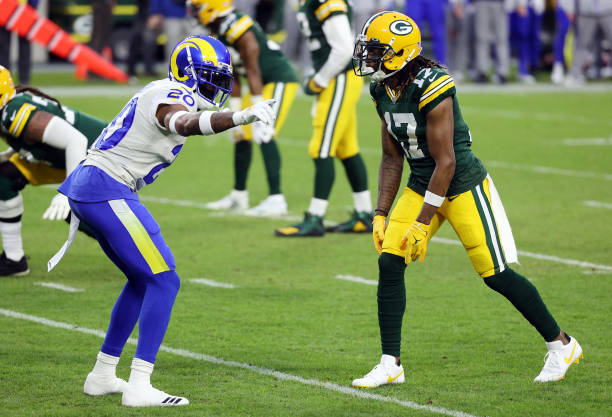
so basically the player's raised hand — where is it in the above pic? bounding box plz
[399,221,430,264]
[372,215,387,255]
[232,99,277,126]
[43,193,71,221]
[252,121,275,144]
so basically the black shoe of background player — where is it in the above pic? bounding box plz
[0,251,29,277]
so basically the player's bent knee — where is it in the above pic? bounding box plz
[378,252,406,275]
[155,270,181,294]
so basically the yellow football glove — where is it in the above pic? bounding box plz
[372,215,387,255]
[399,221,430,264]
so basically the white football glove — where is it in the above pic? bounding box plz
[230,125,245,142]
[252,121,275,144]
[43,193,71,221]
[232,99,277,127]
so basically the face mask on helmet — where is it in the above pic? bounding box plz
[194,64,233,108]
[353,34,404,82]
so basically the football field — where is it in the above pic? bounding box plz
[1,81,611,416]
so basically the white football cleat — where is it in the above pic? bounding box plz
[122,382,189,407]
[83,372,128,396]
[244,194,288,217]
[352,354,405,388]
[551,62,564,85]
[534,336,583,382]
[205,189,248,212]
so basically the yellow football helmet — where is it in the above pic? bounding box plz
[188,0,234,26]
[0,65,16,108]
[353,11,422,82]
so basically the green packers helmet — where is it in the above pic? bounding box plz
[353,11,422,82]
[0,66,16,108]
[188,0,234,26]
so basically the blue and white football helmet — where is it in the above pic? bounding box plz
[168,35,233,109]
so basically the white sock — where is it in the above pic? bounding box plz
[91,351,120,377]
[308,198,328,217]
[353,190,372,213]
[230,189,248,197]
[129,358,154,387]
[0,221,24,261]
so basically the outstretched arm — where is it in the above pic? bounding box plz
[155,100,277,137]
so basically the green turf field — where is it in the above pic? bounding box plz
[1,80,611,417]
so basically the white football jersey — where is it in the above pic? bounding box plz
[84,79,200,191]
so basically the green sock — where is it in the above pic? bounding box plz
[234,140,252,191]
[259,140,281,195]
[484,268,561,342]
[313,157,335,200]
[378,253,407,357]
[341,153,368,192]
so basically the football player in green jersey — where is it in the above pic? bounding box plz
[350,12,582,387]
[189,0,299,216]
[0,66,106,276]
[275,0,374,237]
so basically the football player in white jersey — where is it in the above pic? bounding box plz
[50,35,276,407]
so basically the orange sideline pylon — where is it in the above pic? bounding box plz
[0,0,128,83]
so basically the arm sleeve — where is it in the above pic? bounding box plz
[314,14,353,88]
[42,116,88,174]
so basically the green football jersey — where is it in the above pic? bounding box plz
[0,93,107,170]
[297,0,353,73]
[216,10,298,84]
[370,67,487,196]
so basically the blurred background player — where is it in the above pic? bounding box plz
[275,0,373,237]
[472,0,510,83]
[189,0,299,216]
[400,0,448,64]
[566,0,612,86]
[0,66,106,276]
[51,35,276,407]
[509,0,545,84]
[551,0,574,84]
[0,0,39,85]
[148,0,192,64]
[351,11,581,388]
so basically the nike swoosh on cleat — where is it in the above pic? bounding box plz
[564,341,577,364]
[387,369,404,383]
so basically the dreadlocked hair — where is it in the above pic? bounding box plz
[396,56,445,90]
[15,85,64,114]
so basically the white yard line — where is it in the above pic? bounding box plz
[0,308,479,417]
[34,282,84,293]
[335,274,378,286]
[189,278,237,289]
[432,237,612,272]
[278,140,612,182]
[484,160,612,182]
[562,137,612,146]
[583,200,612,210]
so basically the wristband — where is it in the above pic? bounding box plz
[424,190,445,207]
[198,111,215,135]
[250,94,263,105]
[168,111,188,134]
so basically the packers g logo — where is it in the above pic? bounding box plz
[389,20,413,36]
